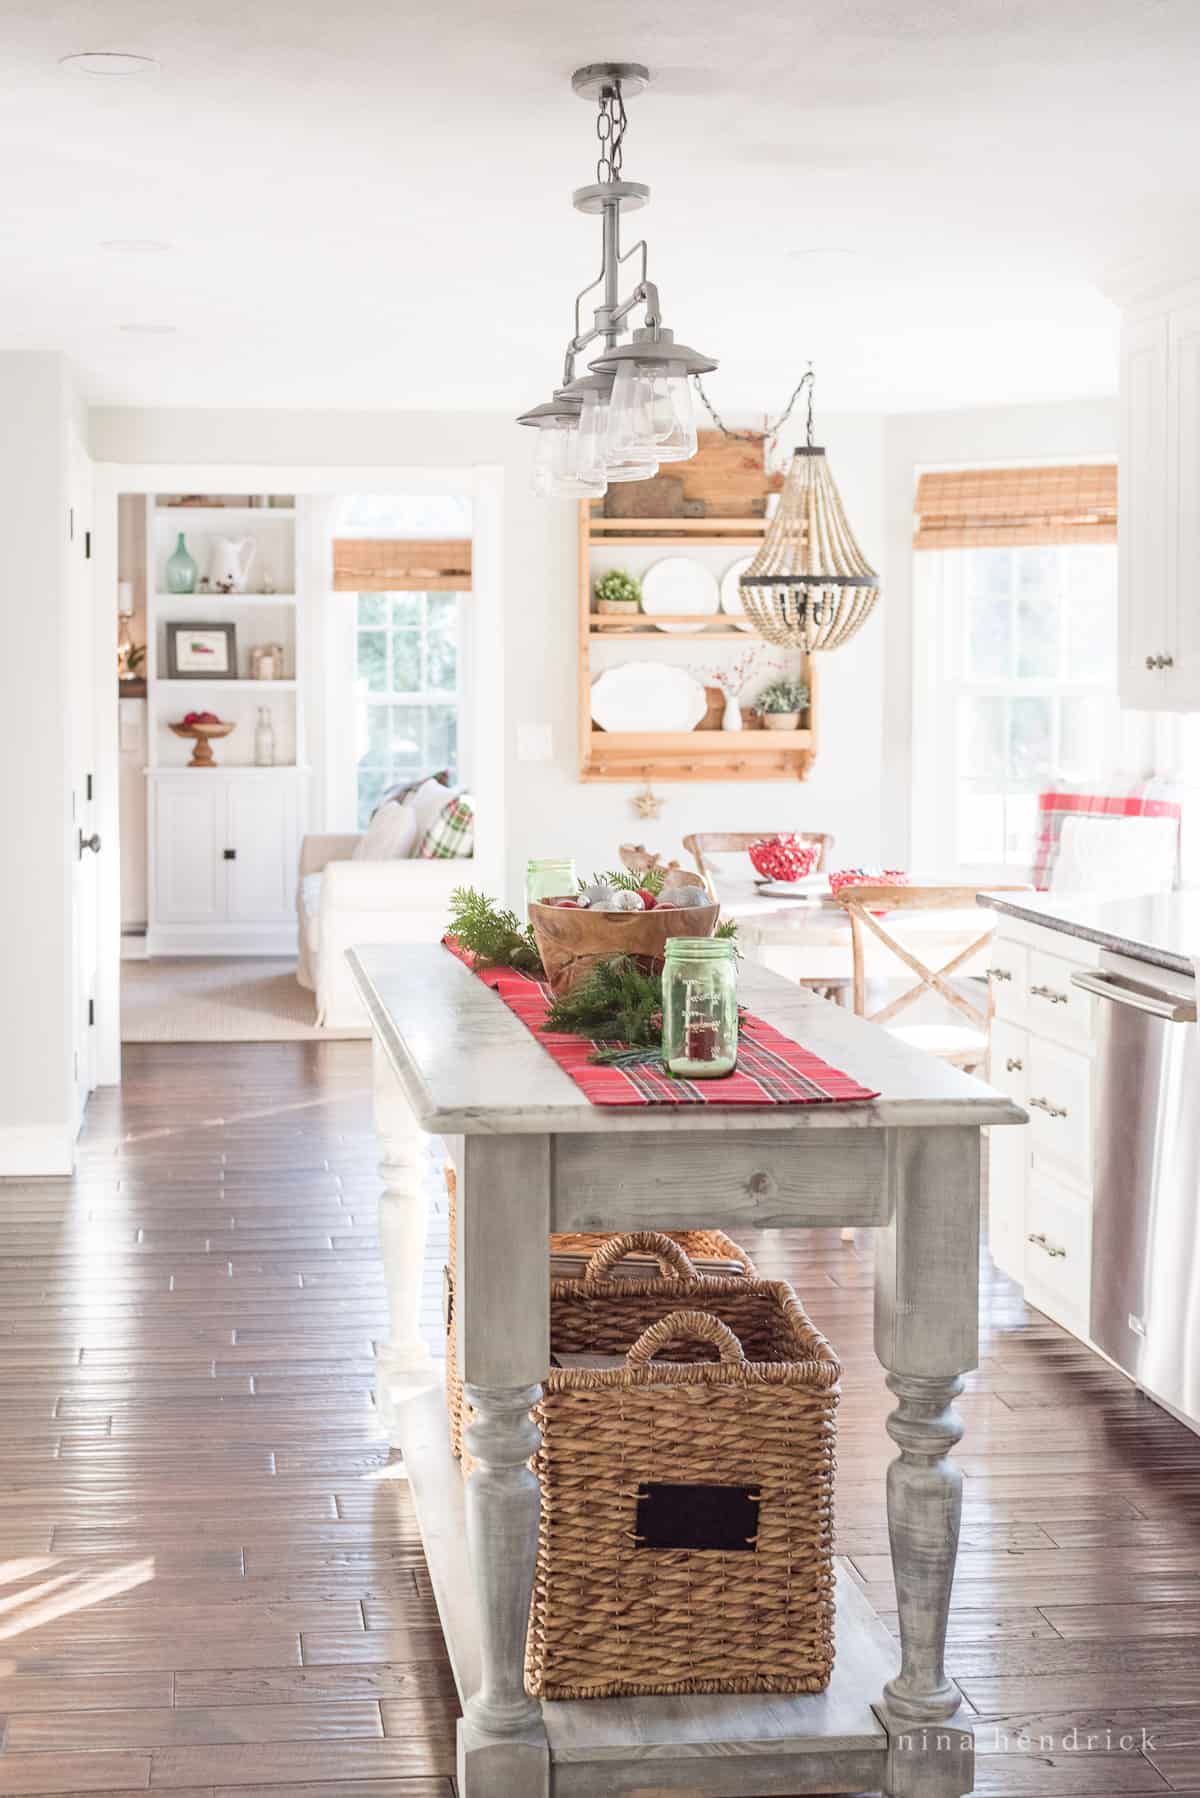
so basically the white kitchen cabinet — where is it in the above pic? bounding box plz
[1024,1161,1092,1340]
[148,770,305,954]
[1119,288,1200,709]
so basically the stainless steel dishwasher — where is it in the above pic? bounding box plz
[1072,965,1200,1430]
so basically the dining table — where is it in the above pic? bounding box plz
[348,941,1024,1798]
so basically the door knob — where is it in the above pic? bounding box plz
[78,831,101,856]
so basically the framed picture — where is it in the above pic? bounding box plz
[166,622,237,679]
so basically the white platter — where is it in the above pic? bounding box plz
[720,554,757,632]
[641,556,720,633]
[590,662,708,734]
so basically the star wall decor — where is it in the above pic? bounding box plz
[631,786,664,820]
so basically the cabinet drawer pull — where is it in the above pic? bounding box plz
[987,966,1013,982]
[1145,653,1175,671]
[1028,1095,1068,1119]
[1029,982,1068,1004]
[1027,1230,1067,1259]
[1005,1056,1023,1073]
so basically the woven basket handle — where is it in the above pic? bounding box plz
[583,1231,700,1284]
[625,1309,747,1368]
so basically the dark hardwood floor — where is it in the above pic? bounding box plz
[0,1040,1197,1797]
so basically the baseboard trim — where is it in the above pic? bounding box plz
[144,928,299,958]
[0,1125,74,1178]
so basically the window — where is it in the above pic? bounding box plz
[353,590,463,826]
[916,541,1119,871]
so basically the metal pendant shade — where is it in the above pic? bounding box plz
[739,446,880,652]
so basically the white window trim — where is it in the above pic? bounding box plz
[352,589,468,828]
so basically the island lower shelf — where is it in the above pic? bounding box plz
[396,1379,906,1797]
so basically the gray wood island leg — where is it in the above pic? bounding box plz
[372,1038,436,1440]
[874,1126,980,1798]
[456,1135,552,1798]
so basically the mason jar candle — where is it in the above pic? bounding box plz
[662,936,738,1078]
[526,857,577,914]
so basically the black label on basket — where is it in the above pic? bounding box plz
[634,1482,760,1552]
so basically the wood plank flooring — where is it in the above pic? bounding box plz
[0,1040,1196,1797]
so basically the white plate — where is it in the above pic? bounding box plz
[720,554,757,632]
[641,556,720,633]
[590,662,708,734]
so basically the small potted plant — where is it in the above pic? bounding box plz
[755,676,810,732]
[594,569,642,616]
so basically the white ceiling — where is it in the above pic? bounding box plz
[3,0,1193,416]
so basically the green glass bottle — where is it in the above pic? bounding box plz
[526,857,577,914]
[662,936,738,1078]
[166,532,198,595]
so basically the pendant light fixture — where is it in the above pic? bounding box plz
[517,63,717,498]
[698,369,880,653]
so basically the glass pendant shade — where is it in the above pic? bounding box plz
[531,421,607,499]
[738,447,880,651]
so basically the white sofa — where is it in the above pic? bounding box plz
[297,834,468,1028]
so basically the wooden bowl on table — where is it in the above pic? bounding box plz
[530,873,719,998]
[169,718,235,768]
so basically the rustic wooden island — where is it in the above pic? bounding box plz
[348,945,1025,1798]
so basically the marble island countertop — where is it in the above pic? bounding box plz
[980,890,1200,978]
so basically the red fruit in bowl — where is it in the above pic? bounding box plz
[555,899,581,908]
[198,711,220,724]
[182,710,200,726]
[636,887,657,910]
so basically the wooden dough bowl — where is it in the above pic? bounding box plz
[530,876,719,997]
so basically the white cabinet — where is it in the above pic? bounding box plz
[148,770,305,954]
[1119,289,1200,709]
[987,1017,1029,1283]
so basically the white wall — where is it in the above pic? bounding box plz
[90,407,888,902]
[880,397,1119,867]
[0,354,83,1172]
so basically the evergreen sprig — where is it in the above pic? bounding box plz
[578,866,668,897]
[543,956,663,1048]
[448,887,544,974]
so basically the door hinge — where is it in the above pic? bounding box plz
[85,529,92,560]
[88,998,95,1027]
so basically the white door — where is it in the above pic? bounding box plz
[226,779,299,924]
[1118,312,1171,709]
[155,780,225,925]
[68,434,98,1122]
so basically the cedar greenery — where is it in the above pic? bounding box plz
[543,956,663,1048]
[578,866,668,897]
[448,887,544,974]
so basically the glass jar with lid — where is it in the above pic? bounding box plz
[526,857,577,914]
[661,936,738,1078]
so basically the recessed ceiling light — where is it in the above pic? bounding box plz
[101,239,172,254]
[60,52,159,76]
[119,322,176,335]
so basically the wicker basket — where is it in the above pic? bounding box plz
[441,1168,753,1461]
[525,1231,840,1700]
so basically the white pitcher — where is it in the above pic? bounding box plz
[210,537,257,593]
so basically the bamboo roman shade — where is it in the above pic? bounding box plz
[913,464,1117,550]
[333,538,472,591]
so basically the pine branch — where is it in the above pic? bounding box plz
[543,956,663,1047]
[448,887,544,974]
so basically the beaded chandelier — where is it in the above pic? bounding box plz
[699,368,880,653]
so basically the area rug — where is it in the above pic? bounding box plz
[121,958,369,1043]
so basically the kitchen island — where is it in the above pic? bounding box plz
[982,888,1200,976]
[349,943,1024,1798]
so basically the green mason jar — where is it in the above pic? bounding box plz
[662,936,738,1078]
[526,856,577,914]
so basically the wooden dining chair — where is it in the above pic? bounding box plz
[834,883,1030,1071]
[683,830,835,898]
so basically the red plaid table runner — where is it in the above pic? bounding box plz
[445,941,878,1108]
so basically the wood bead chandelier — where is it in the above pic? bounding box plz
[698,368,880,653]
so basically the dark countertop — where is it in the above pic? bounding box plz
[979,891,1200,979]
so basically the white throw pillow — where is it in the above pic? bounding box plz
[406,777,460,852]
[353,800,420,861]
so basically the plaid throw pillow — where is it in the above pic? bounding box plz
[419,791,475,859]
[1031,781,1181,889]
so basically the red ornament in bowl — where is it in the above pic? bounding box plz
[747,835,820,883]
